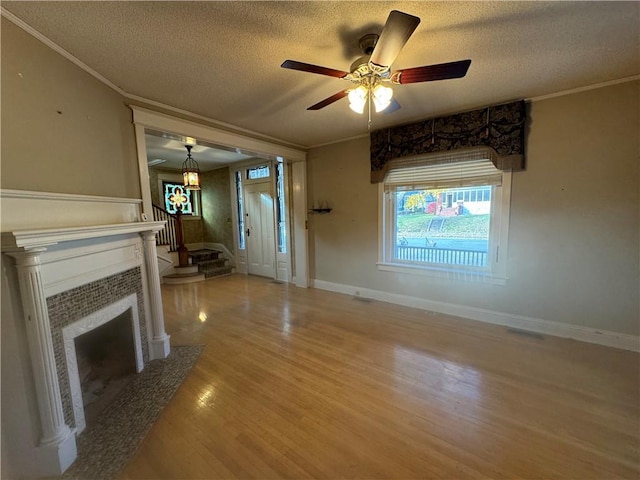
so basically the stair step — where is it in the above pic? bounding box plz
[196,258,227,269]
[173,265,199,275]
[163,272,206,285]
[203,266,233,279]
[189,249,221,262]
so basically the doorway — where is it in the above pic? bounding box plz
[244,181,276,278]
[131,106,309,287]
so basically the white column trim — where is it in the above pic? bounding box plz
[134,123,153,217]
[291,160,309,287]
[7,248,77,474]
[141,231,170,359]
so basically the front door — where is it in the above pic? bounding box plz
[244,182,276,278]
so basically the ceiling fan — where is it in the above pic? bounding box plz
[281,10,471,114]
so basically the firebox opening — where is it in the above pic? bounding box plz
[74,309,136,427]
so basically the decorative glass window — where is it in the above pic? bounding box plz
[275,162,287,253]
[163,182,193,214]
[247,165,270,180]
[235,171,246,249]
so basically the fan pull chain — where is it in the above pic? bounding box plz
[367,90,372,131]
[431,119,435,145]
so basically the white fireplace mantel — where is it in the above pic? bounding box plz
[1,221,169,477]
[1,221,165,250]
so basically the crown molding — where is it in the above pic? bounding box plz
[1,7,126,95]
[527,75,640,103]
[4,6,638,152]
[1,7,306,151]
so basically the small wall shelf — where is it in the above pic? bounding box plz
[309,208,332,214]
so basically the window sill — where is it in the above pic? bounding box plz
[377,261,507,285]
[182,215,202,221]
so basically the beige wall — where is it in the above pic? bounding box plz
[1,18,142,477]
[201,167,234,251]
[1,17,140,198]
[307,81,639,336]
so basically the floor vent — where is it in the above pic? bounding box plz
[506,328,545,340]
[270,280,284,285]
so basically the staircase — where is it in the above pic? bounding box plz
[163,249,232,285]
[427,217,446,232]
[189,250,233,278]
[152,204,232,285]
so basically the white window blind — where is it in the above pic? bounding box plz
[384,158,503,191]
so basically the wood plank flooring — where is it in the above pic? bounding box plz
[120,274,639,479]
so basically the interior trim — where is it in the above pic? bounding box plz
[312,279,640,352]
[0,189,143,204]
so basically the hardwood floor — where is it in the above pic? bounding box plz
[120,274,639,479]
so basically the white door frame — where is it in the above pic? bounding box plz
[130,106,309,287]
[244,179,276,278]
[230,159,291,283]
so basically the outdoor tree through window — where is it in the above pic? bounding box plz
[380,159,511,281]
[394,186,492,267]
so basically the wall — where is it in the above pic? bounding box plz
[201,167,234,251]
[0,17,140,198]
[1,17,142,478]
[307,81,639,338]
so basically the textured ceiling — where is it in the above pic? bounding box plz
[145,132,257,171]
[3,1,639,148]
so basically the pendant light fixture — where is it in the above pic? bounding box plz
[181,145,201,190]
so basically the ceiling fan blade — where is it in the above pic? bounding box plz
[369,10,421,69]
[396,59,472,84]
[307,90,349,110]
[383,98,402,114]
[281,60,349,79]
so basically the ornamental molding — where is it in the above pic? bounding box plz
[1,222,166,251]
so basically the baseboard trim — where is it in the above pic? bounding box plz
[312,279,639,352]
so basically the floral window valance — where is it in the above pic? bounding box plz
[370,100,526,183]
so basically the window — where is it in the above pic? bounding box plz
[275,162,287,253]
[235,171,246,249]
[379,158,511,282]
[246,165,270,180]
[163,182,194,214]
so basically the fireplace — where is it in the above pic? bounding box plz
[1,221,169,476]
[47,268,150,435]
[61,294,143,433]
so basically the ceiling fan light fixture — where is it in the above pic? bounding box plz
[182,145,201,190]
[348,85,368,114]
[373,84,393,112]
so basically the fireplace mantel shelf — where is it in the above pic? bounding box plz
[1,221,166,250]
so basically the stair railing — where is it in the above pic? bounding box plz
[152,204,179,251]
[152,204,189,266]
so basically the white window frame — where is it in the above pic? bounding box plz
[378,171,511,284]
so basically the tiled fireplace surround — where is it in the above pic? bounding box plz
[48,268,148,434]
[2,221,169,476]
